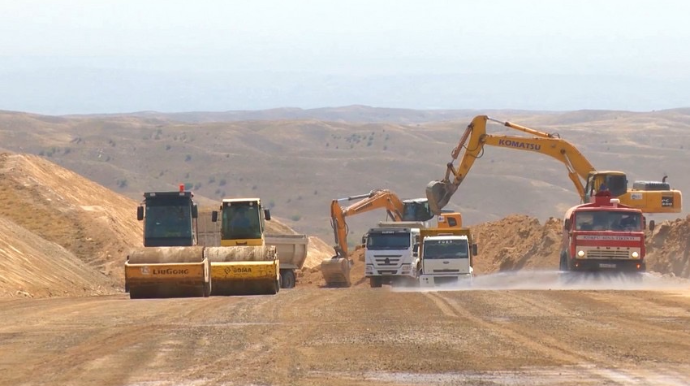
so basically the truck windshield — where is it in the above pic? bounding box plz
[221,202,261,239]
[144,200,192,239]
[423,240,468,259]
[367,233,410,250]
[574,211,642,231]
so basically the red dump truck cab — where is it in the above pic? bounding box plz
[560,191,646,273]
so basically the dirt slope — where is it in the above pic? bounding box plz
[0,216,117,298]
[0,152,142,283]
[646,215,690,277]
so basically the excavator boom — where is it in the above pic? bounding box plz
[427,115,682,215]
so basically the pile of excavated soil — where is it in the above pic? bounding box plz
[646,215,690,278]
[469,214,563,274]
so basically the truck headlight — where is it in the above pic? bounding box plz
[365,265,373,274]
[577,250,585,258]
[632,251,639,258]
[401,264,411,273]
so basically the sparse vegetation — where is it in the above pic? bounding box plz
[289,214,302,221]
[116,178,128,189]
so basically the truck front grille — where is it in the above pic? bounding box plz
[586,250,630,259]
[373,255,402,267]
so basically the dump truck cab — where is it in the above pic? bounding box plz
[365,224,422,288]
[418,228,477,287]
[560,190,647,274]
[206,198,280,295]
[138,188,199,247]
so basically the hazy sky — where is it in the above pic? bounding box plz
[1,0,689,113]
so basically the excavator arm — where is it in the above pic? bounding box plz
[330,189,405,259]
[426,115,682,215]
[427,115,595,214]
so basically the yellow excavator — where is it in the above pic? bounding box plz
[426,115,682,216]
[205,198,280,295]
[124,185,211,299]
[320,189,462,286]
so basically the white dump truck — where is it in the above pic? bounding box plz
[364,221,425,288]
[196,210,308,289]
[417,228,478,287]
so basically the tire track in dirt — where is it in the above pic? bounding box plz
[423,291,634,384]
[179,289,355,385]
[427,290,690,385]
[3,296,234,386]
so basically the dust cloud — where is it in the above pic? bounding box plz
[394,270,690,293]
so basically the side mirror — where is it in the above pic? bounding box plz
[211,211,218,222]
[137,206,144,221]
[413,243,419,258]
[564,219,571,230]
[471,243,478,256]
[192,204,198,219]
[649,220,655,232]
[264,209,271,221]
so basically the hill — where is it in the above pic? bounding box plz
[1,106,689,246]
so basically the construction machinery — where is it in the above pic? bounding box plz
[321,189,464,287]
[206,198,280,295]
[196,210,308,289]
[417,228,478,287]
[320,189,436,287]
[124,185,211,299]
[426,115,682,216]
[560,190,648,275]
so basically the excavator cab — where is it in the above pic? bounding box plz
[402,198,434,222]
[585,171,682,213]
[584,171,628,202]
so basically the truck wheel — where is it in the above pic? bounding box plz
[559,251,568,272]
[281,270,296,289]
[370,277,383,288]
[203,280,211,297]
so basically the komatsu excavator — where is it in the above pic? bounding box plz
[426,115,682,217]
[320,189,462,287]
[205,198,280,295]
[124,185,211,299]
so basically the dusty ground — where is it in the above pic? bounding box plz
[1,284,690,386]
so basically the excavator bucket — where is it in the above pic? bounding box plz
[205,245,280,296]
[124,246,210,299]
[320,257,352,287]
[426,180,457,215]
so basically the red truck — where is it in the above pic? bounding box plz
[560,190,648,274]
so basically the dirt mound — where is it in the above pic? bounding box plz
[645,215,690,278]
[469,214,563,274]
[0,153,142,291]
[0,216,117,298]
